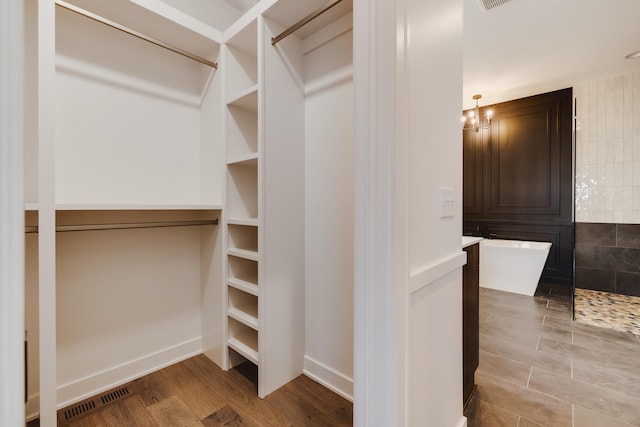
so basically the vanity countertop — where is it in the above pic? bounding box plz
[462,236,483,248]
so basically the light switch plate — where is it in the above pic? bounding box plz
[440,187,455,219]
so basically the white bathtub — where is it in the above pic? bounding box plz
[479,239,551,296]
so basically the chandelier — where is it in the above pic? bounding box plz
[462,94,493,132]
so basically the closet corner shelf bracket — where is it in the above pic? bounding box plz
[55,0,219,69]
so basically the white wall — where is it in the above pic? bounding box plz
[55,225,206,406]
[404,0,464,425]
[303,25,354,400]
[575,71,640,223]
[353,0,465,425]
[0,0,25,425]
[54,6,221,206]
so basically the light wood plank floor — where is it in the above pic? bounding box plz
[33,356,352,426]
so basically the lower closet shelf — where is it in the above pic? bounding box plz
[227,332,259,364]
[228,277,259,296]
[228,306,259,330]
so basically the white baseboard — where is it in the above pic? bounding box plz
[26,393,40,422]
[303,355,353,402]
[56,337,202,409]
[457,415,468,427]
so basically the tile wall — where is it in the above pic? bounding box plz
[575,72,640,296]
[574,72,640,223]
[575,222,640,296]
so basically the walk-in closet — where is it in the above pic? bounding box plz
[25,0,354,425]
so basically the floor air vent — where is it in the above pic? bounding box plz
[101,386,130,404]
[58,383,137,425]
[62,400,96,421]
[477,0,512,12]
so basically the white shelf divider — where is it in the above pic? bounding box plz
[227,333,259,364]
[227,153,258,166]
[226,84,259,110]
[227,218,259,227]
[227,247,259,262]
[228,306,259,330]
[228,277,259,296]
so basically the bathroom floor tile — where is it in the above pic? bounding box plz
[543,315,640,345]
[475,371,573,427]
[572,359,640,399]
[466,286,640,427]
[537,337,640,378]
[479,333,571,376]
[574,288,640,335]
[573,405,637,427]
[480,318,573,346]
[516,418,545,427]
[477,350,531,387]
[464,395,519,427]
[572,329,640,356]
[528,367,640,425]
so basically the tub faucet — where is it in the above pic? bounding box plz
[489,233,497,239]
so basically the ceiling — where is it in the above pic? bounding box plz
[463,0,640,109]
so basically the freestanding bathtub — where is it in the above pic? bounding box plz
[479,239,552,296]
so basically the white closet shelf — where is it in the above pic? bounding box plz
[24,203,39,211]
[227,153,258,166]
[227,218,259,227]
[53,204,223,211]
[228,305,259,330]
[227,333,259,365]
[60,0,222,57]
[264,0,352,41]
[228,277,259,296]
[226,86,259,112]
[227,248,259,262]
[224,17,258,57]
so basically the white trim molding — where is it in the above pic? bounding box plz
[0,0,25,425]
[353,0,406,425]
[56,338,202,409]
[409,251,467,294]
[303,356,354,402]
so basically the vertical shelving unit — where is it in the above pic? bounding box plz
[223,17,262,376]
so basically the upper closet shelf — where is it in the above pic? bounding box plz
[56,0,218,68]
[263,0,352,40]
[59,0,222,58]
[53,204,223,211]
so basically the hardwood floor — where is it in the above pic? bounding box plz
[465,283,640,427]
[30,282,640,426]
[40,356,352,426]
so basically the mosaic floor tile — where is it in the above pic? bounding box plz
[574,288,640,336]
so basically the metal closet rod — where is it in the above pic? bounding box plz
[55,0,218,69]
[271,0,344,45]
[24,219,219,234]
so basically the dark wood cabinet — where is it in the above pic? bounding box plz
[463,242,479,407]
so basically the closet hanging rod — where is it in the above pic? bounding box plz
[55,0,218,69]
[24,219,218,234]
[271,0,344,45]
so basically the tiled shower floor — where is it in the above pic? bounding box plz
[574,288,640,335]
